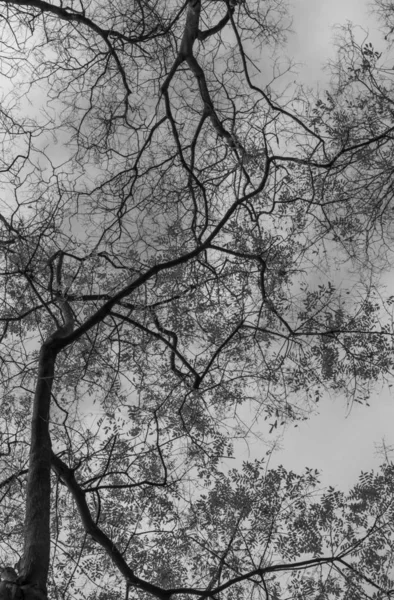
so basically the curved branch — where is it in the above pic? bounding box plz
[51,453,171,600]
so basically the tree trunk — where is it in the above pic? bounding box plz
[18,342,58,599]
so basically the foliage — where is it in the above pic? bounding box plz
[0,0,393,598]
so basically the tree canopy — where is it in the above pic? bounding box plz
[0,0,394,598]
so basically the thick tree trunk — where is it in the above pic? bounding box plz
[18,342,57,599]
[0,580,47,600]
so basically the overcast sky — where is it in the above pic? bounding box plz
[247,0,394,493]
[288,0,381,86]
[55,0,394,495]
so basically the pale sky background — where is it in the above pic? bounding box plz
[245,0,394,493]
[30,0,393,496]
[288,0,380,85]
[65,0,394,495]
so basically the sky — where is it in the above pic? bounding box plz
[247,0,394,493]
[270,388,394,490]
[5,0,390,498]
[288,0,380,86]
[72,0,394,495]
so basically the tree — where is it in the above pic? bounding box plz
[0,0,393,598]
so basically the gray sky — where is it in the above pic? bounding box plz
[54,0,394,494]
[249,0,394,492]
[19,0,391,495]
[270,388,394,490]
[288,0,380,86]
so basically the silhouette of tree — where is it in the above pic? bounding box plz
[0,0,393,598]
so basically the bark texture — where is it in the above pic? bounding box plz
[21,342,57,594]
